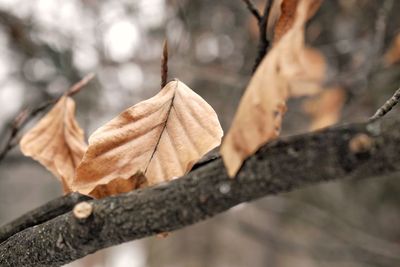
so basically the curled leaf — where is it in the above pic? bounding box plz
[73,80,223,197]
[221,0,325,177]
[273,0,322,43]
[20,96,87,193]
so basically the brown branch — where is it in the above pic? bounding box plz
[252,0,273,72]
[0,103,51,163]
[67,72,95,96]
[0,73,95,164]
[240,0,272,72]
[0,193,91,244]
[1,116,399,266]
[161,40,169,89]
[241,0,262,22]
[370,87,400,121]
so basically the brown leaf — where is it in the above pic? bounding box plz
[221,0,325,177]
[273,0,322,43]
[20,96,87,193]
[72,80,223,197]
[302,87,346,130]
[267,0,283,40]
[286,47,325,97]
[89,172,147,199]
[384,33,400,66]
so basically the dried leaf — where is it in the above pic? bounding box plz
[286,47,325,97]
[89,172,147,199]
[20,96,87,193]
[302,87,346,130]
[267,0,284,40]
[72,80,223,197]
[273,0,322,43]
[221,0,325,177]
[384,33,400,66]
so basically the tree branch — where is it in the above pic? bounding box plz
[1,116,400,266]
[240,0,273,72]
[241,0,262,22]
[0,193,91,244]
[0,9,39,57]
[253,0,273,72]
[370,86,400,122]
[161,40,169,89]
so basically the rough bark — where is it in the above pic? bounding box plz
[0,117,399,266]
[0,193,91,244]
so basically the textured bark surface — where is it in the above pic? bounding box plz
[0,193,91,244]
[0,117,399,267]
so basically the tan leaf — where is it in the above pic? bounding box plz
[302,87,346,130]
[72,80,223,196]
[384,33,400,66]
[286,47,325,97]
[221,0,325,177]
[89,172,147,199]
[273,0,322,43]
[20,96,87,193]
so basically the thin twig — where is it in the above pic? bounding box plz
[241,0,262,22]
[253,0,273,72]
[370,87,400,122]
[0,193,91,244]
[0,105,50,163]
[67,72,95,96]
[0,73,95,164]
[161,40,169,89]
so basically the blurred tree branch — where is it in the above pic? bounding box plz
[241,0,273,72]
[254,197,400,265]
[237,220,399,267]
[241,0,262,22]
[0,9,39,57]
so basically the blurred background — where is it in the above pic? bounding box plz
[0,0,400,266]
